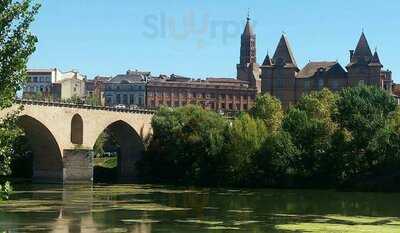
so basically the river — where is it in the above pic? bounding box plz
[0,184,399,232]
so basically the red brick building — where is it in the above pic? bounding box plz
[146,74,257,112]
[236,17,395,108]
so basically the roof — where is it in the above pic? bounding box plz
[262,53,273,66]
[297,61,339,78]
[369,51,383,67]
[243,18,254,36]
[206,77,247,83]
[273,34,297,68]
[348,32,374,67]
[109,70,150,83]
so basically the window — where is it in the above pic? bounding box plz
[229,103,233,110]
[243,104,248,110]
[106,97,112,105]
[221,103,226,109]
[236,103,241,110]
[304,80,311,90]
[332,80,339,90]
[359,80,365,85]
[139,97,143,105]
[123,94,128,104]
[318,79,324,88]
[130,95,134,104]
[116,94,121,104]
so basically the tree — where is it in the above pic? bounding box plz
[86,95,101,106]
[224,113,267,185]
[142,105,229,185]
[250,94,284,132]
[0,0,40,199]
[281,89,343,186]
[335,85,398,175]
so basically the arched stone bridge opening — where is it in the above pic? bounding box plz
[0,100,154,183]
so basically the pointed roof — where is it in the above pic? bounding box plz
[262,53,273,66]
[351,32,373,63]
[273,34,297,68]
[369,50,383,67]
[297,61,344,78]
[243,17,254,36]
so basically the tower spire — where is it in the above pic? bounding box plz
[347,32,373,67]
[239,13,256,64]
[272,34,297,68]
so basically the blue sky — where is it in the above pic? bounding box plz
[28,0,400,82]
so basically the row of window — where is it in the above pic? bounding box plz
[30,76,52,83]
[24,85,51,93]
[105,85,145,91]
[147,91,254,100]
[106,94,144,106]
[149,100,249,110]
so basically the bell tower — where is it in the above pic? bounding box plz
[237,14,261,92]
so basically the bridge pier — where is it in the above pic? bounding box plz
[63,149,94,184]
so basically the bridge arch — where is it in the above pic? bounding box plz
[93,120,145,179]
[71,114,83,145]
[18,115,63,182]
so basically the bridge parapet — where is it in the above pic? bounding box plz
[15,99,155,115]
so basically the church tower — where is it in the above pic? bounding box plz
[346,32,382,87]
[237,15,261,92]
[260,34,299,107]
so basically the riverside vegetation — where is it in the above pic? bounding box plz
[140,86,400,191]
[0,0,40,200]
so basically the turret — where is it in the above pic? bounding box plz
[347,32,382,87]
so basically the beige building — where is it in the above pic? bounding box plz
[60,74,86,100]
[24,69,87,101]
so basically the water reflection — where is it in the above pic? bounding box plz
[1,184,400,233]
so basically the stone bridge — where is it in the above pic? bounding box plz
[0,100,154,183]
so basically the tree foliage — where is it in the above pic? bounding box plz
[141,86,400,191]
[250,93,284,132]
[0,0,40,199]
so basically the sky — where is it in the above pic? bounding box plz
[28,0,400,82]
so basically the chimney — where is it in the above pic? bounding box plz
[349,50,354,61]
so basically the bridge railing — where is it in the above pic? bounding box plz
[15,99,155,114]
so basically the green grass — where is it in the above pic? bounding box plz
[274,214,400,233]
[94,157,117,169]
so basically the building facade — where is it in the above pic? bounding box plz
[237,18,394,107]
[24,69,87,101]
[103,70,148,108]
[24,69,60,99]
[85,76,111,105]
[146,74,257,112]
